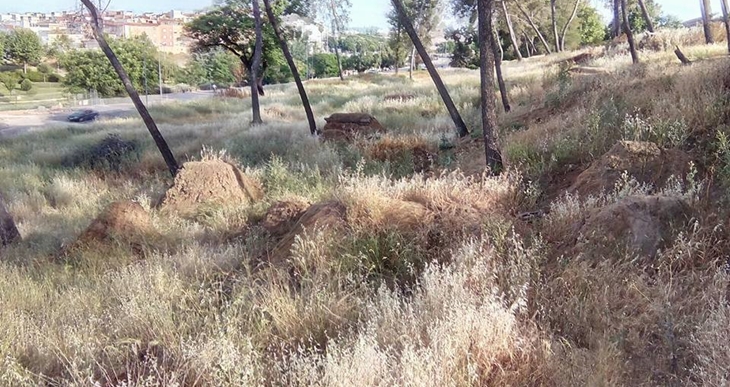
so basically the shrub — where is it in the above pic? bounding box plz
[24,70,44,83]
[312,53,339,78]
[63,134,140,172]
[20,79,32,92]
[47,73,62,83]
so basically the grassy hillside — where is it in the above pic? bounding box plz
[1,39,730,386]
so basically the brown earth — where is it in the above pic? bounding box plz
[0,195,21,248]
[365,135,438,173]
[576,195,694,258]
[268,201,348,265]
[159,159,264,216]
[321,113,386,142]
[64,201,157,255]
[261,198,311,237]
[569,141,693,197]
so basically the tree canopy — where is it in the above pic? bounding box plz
[5,28,43,72]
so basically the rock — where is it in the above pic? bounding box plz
[577,195,694,258]
[160,159,264,216]
[321,113,386,141]
[66,201,156,253]
[269,201,347,264]
[261,198,311,237]
[569,141,693,197]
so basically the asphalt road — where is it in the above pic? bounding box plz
[0,90,214,137]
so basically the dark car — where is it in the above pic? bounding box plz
[68,109,100,122]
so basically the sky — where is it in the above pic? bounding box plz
[0,0,724,29]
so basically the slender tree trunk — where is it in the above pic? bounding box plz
[637,0,655,32]
[560,0,582,51]
[621,0,640,64]
[612,0,621,38]
[494,25,511,113]
[329,3,345,80]
[409,46,416,80]
[262,0,316,134]
[522,36,531,58]
[514,1,552,54]
[391,0,469,137]
[701,0,715,44]
[501,1,523,60]
[722,0,730,54]
[550,0,560,52]
[250,0,263,125]
[478,0,502,173]
[0,195,20,248]
[80,0,178,177]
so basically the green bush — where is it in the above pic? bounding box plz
[24,70,45,82]
[20,78,32,92]
[311,53,339,78]
[47,73,63,83]
[62,134,141,172]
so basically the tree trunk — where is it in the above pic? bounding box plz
[330,3,345,81]
[612,0,621,38]
[550,0,560,52]
[701,0,714,44]
[721,0,730,53]
[391,0,469,137]
[409,46,416,80]
[522,36,531,58]
[501,1,523,60]
[621,0,640,64]
[250,0,264,125]
[0,195,20,248]
[560,0,582,51]
[80,0,178,177]
[514,1,552,54]
[674,46,692,65]
[494,26,511,112]
[478,0,502,173]
[637,0,655,33]
[262,0,316,135]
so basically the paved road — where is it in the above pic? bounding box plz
[0,90,214,137]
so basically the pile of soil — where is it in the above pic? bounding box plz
[383,93,417,102]
[321,113,386,142]
[159,159,264,216]
[0,196,20,248]
[261,198,311,237]
[576,195,694,258]
[569,141,693,197]
[268,201,347,264]
[65,201,157,254]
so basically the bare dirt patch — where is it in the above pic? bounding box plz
[261,198,311,237]
[576,195,694,258]
[569,141,693,197]
[159,159,264,216]
[321,113,386,142]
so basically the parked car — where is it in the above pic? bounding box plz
[68,109,100,122]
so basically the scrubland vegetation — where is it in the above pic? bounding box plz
[2,30,730,386]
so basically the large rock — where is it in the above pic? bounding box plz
[577,195,694,258]
[65,201,157,254]
[570,141,693,197]
[160,159,264,216]
[321,113,386,141]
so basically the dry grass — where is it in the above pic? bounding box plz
[1,32,730,386]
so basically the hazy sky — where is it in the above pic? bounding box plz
[0,0,722,29]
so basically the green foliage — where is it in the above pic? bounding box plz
[578,5,606,45]
[62,134,140,172]
[23,70,45,83]
[37,63,52,74]
[19,78,32,92]
[60,36,161,97]
[344,51,380,73]
[5,28,43,71]
[0,71,20,94]
[446,27,478,69]
[311,53,339,78]
[185,2,285,84]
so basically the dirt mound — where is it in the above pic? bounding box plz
[66,201,156,253]
[569,141,693,197]
[365,136,438,173]
[0,196,20,248]
[261,198,311,237]
[321,113,386,142]
[383,93,417,102]
[268,201,347,264]
[160,159,264,216]
[577,195,694,258]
